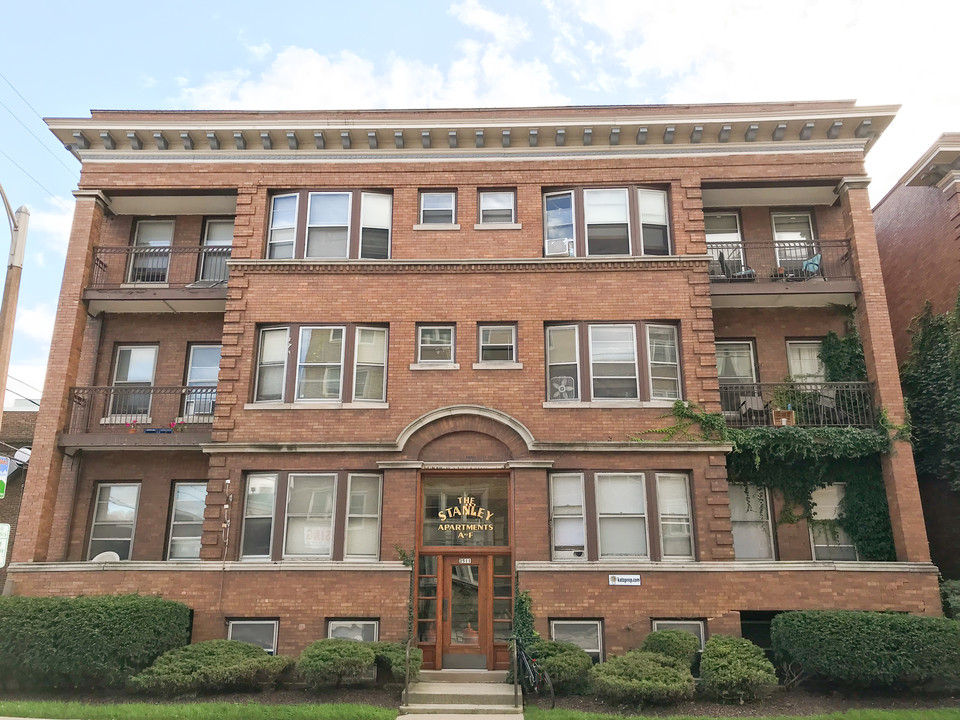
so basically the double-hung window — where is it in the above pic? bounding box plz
[168,482,207,560]
[589,325,639,399]
[656,473,694,559]
[241,474,277,559]
[647,325,681,400]
[716,341,757,414]
[254,324,388,404]
[478,190,516,224]
[772,212,817,274]
[729,483,775,560]
[596,473,648,558]
[478,325,517,363]
[184,344,220,418]
[418,325,455,364]
[543,187,670,257]
[546,325,579,400]
[111,345,158,419]
[267,191,392,259]
[345,474,382,560]
[129,219,173,283]
[88,483,140,560]
[284,473,336,557]
[550,473,586,559]
[200,219,233,282]
[810,484,857,560]
[786,340,825,383]
[419,191,456,225]
[704,212,743,277]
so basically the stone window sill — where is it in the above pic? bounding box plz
[472,361,523,370]
[243,402,389,410]
[409,362,460,371]
[473,223,522,231]
[412,223,460,231]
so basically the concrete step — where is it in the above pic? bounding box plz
[419,669,510,683]
[398,704,523,715]
[405,681,515,706]
[399,715,522,720]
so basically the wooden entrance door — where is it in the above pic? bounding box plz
[441,555,490,669]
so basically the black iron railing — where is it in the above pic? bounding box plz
[719,381,874,427]
[707,239,853,283]
[66,385,216,434]
[89,246,231,289]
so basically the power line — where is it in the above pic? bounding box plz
[3,386,39,407]
[8,375,42,394]
[0,95,78,176]
[0,148,71,212]
[0,71,48,126]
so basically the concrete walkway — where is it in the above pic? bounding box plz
[399,669,524,718]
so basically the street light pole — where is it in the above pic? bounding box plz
[0,183,28,433]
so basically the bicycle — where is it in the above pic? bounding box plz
[512,635,555,709]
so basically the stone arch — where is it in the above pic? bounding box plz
[396,405,535,461]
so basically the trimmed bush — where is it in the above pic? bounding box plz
[369,641,422,682]
[590,651,694,706]
[942,580,960,619]
[528,640,593,694]
[129,640,293,696]
[699,635,778,703]
[0,594,191,690]
[298,639,377,688]
[771,610,960,689]
[641,630,700,668]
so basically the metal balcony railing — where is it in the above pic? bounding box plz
[89,246,231,290]
[719,381,874,427]
[707,239,853,283]
[66,385,217,434]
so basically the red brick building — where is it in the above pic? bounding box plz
[7,102,937,668]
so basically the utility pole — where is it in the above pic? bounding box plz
[0,183,28,434]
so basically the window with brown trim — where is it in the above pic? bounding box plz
[266,190,392,260]
[253,324,388,404]
[543,187,670,257]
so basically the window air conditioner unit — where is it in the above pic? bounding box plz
[546,237,575,257]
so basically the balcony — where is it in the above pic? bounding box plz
[84,246,231,314]
[719,381,875,428]
[61,385,215,450]
[707,240,859,308]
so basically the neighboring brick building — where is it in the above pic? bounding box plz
[7,102,937,668]
[874,134,960,577]
[0,410,37,591]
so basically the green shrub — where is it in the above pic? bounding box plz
[771,610,960,689]
[640,630,700,668]
[369,641,422,682]
[942,580,960,619]
[297,639,377,688]
[129,640,292,696]
[0,594,191,690]
[699,635,777,703]
[528,640,593,694]
[590,651,694,706]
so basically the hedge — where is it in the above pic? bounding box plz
[528,640,593,694]
[298,639,377,688]
[129,640,293,695]
[0,594,191,690]
[771,610,960,689]
[369,641,422,682]
[641,630,700,668]
[590,651,694,705]
[699,634,778,703]
[942,580,960,619]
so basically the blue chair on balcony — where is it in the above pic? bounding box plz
[800,252,823,279]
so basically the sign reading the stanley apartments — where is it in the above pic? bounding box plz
[437,495,494,540]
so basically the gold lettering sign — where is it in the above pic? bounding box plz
[438,496,494,539]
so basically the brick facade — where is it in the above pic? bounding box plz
[0,411,37,590]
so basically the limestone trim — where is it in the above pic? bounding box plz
[396,404,537,451]
[201,440,732,454]
[7,560,410,573]
[516,560,939,573]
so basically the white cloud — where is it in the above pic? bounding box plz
[450,0,530,47]
[15,303,56,344]
[238,30,272,61]
[27,196,74,258]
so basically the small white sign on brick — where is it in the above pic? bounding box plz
[608,574,641,586]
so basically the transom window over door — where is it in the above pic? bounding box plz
[421,476,509,547]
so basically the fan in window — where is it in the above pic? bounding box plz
[551,376,575,400]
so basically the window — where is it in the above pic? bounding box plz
[652,620,705,650]
[418,325,455,363]
[550,473,586,559]
[420,191,456,224]
[111,345,157,418]
[478,190,516,224]
[200,219,233,282]
[254,325,387,404]
[542,187,670,257]
[284,474,336,557]
[241,472,383,561]
[656,473,694,559]
[596,473,647,558]
[546,322,681,403]
[772,212,817,273]
[88,483,140,560]
[184,344,220,418]
[267,191,392,260]
[328,620,379,680]
[228,620,278,654]
[729,484,774,560]
[551,620,603,663]
[129,219,173,283]
[716,341,757,414]
[786,340,825,383]
[168,482,207,560]
[705,213,743,276]
[810,484,857,560]
[241,474,276,559]
[345,474,382,560]
[478,325,516,363]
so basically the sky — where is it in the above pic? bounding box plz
[0,0,958,408]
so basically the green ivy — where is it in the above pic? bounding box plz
[395,544,415,641]
[819,305,868,382]
[513,580,537,642]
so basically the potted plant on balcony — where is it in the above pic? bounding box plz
[125,420,139,434]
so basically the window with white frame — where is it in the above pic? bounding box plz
[637,189,670,255]
[479,190,516,224]
[111,345,158,419]
[359,192,392,259]
[267,194,298,259]
[345,474,382,560]
[704,213,744,277]
[589,325,639,399]
[543,191,575,256]
[328,620,379,680]
[772,212,818,273]
[306,192,352,258]
[657,473,694,559]
[652,619,705,650]
[88,483,140,560]
[418,325,455,363]
[241,474,276,559]
[200,219,233,282]
[546,325,579,400]
[167,482,207,560]
[728,484,775,560]
[647,325,681,400]
[284,474,336,557]
[228,620,278,654]
[420,191,456,224]
[716,342,756,385]
[810,484,857,561]
[129,219,173,283]
[254,325,387,403]
[596,473,647,558]
[786,340,825,383]
[584,188,631,255]
[550,473,586,559]
[551,620,603,663]
[478,325,517,363]
[184,344,220,418]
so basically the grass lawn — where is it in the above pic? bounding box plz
[524,711,960,720]
[0,701,398,720]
